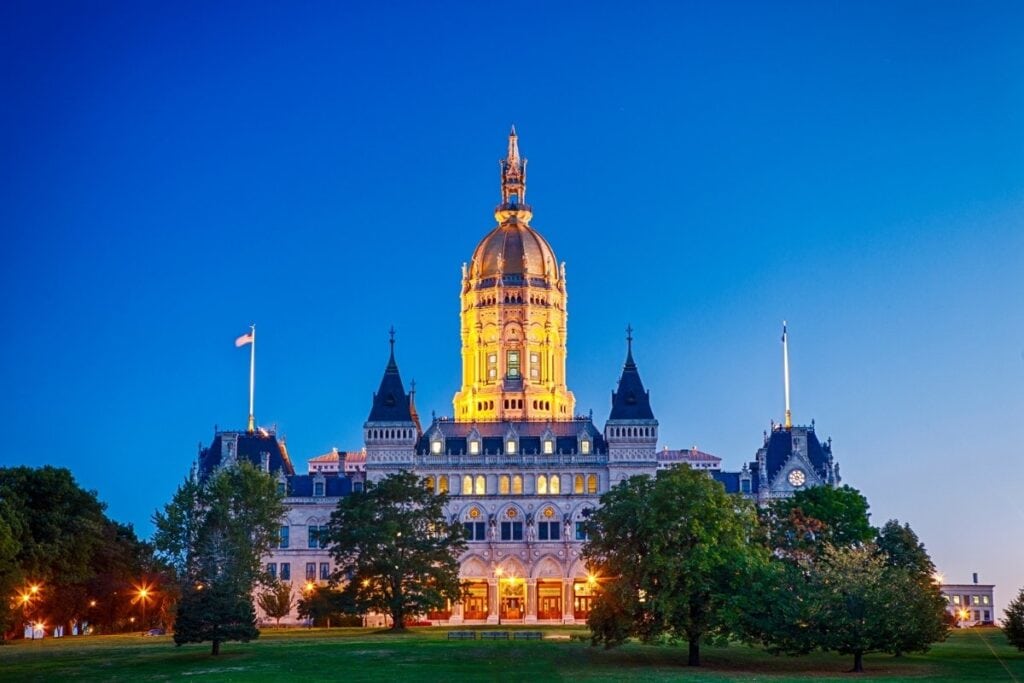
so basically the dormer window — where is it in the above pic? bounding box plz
[469,440,480,455]
[431,440,442,455]
[506,440,517,454]
[580,440,591,454]
[313,481,325,497]
[543,439,554,455]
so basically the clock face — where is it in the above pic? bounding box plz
[788,469,806,487]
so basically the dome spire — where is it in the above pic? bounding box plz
[500,125,527,208]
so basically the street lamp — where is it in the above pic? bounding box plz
[134,583,154,631]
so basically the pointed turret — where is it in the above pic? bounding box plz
[609,325,654,421]
[367,327,413,423]
[605,325,658,475]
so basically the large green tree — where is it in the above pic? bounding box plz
[324,471,466,632]
[583,465,763,666]
[153,462,285,655]
[0,466,164,638]
[765,485,874,559]
[1004,588,1024,651]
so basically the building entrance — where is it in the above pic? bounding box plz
[463,581,489,620]
[537,580,563,620]
[499,578,525,620]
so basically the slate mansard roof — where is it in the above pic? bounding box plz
[198,430,296,478]
[285,473,353,498]
[763,425,832,481]
[417,418,607,456]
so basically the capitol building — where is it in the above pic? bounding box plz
[199,129,840,626]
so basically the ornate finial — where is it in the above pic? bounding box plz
[499,127,527,206]
[389,326,396,349]
[626,324,633,348]
[410,379,416,394]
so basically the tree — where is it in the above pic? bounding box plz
[324,471,466,632]
[296,586,355,627]
[257,582,294,627]
[765,485,874,558]
[153,462,285,655]
[1004,588,1024,651]
[874,520,948,655]
[583,465,763,666]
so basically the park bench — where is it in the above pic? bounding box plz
[513,631,544,640]
[479,631,509,640]
[447,631,477,640]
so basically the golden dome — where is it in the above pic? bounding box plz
[470,220,558,281]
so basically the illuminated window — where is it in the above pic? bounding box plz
[506,440,517,454]
[580,440,590,454]
[431,439,442,454]
[972,595,980,605]
[953,595,960,604]
[463,475,473,495]
[587,474,598,495]
[537,475,548,495]
[425,476,435,492]
[439,475,449,494]
[550,475,560,494]
[512,474,523,495]
[475,475,486,495]
[543,439,554,454]
[469,440,480,455]
[983,596,990,605]
[507,351,520,378]
[574,475,584,494]
[499,475,510,495]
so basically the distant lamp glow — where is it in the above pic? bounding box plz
[305,581,315,593]
[494,566,504,577]
[29,584,40,595]
[361,579,370,588]
[89,600,97,608]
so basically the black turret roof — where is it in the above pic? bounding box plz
[608,335,654,421]
[367,339,413,423]
[198,430,295,478]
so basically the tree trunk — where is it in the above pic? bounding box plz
[852,651,863,673]
[688,637,700,667]
[212,640,221,656]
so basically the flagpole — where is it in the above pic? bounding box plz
[782,321,792,430]
[248,324,256,434]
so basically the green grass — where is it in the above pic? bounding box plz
[0,626,1021,682]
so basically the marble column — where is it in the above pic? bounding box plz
[487,578,499,624]
[562,577,575,624]
[525,578,538,623]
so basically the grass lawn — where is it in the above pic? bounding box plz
[0,626,1021,682]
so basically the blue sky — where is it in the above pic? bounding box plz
[2,2,1022,612]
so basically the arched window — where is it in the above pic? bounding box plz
[537,475,548,495]
[463,475,473,495]
[550,474,560,494]
[512,474,523,495]
[475,475,486,495]
[425,476,435,492]
[499,475,510,495]
[439,475,449,494]
[587,474,598,495]
[574,475,584,494]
